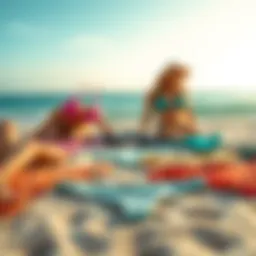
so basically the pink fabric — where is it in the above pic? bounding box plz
[61,98,80,117]
[83,105,101,123]
[60,98,102,124]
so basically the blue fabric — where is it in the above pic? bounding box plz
[100,132,222,154]
[183,133,222,153]
[154,96,187,112]
[154,97,169,111]
[81,133,222,170]
[56,180,205,221]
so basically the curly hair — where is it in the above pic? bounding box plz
[150,62,190,102]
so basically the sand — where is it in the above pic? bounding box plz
[0,186,255,256]
[0,116,256,255]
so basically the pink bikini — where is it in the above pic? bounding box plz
[60,98,101,123]
[84,106,101,123]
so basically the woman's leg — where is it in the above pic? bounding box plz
[0,141,67,196]
[0,163,113,217]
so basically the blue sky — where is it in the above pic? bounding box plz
[1,0,256,92]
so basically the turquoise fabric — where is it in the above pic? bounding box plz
[154,95,187,112]
[56,180,205,221]
[183,133,222,153]
[74,133,222,170]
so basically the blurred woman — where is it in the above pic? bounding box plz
[34,97,112,141]
[0,98,114,217]
[140,63,197,138]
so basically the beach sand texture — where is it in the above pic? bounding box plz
[0,185,255,256]
[0,115,255,255]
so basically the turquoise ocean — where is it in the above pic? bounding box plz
[0,92,255,143]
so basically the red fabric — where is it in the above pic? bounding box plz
[206,164,254,192]
[148,164,202,182]
[147,168,167,182]
[238,184,256,196]
[203,162,233,173]
[147,162,255,197]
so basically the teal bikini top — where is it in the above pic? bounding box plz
[154,95,187,112]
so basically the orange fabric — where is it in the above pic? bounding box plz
[206,163,254,191]
[0,165,112,218]
[147,162,255,196]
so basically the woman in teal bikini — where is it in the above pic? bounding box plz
[140,63,197,138]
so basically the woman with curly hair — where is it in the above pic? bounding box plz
[140,62,197,138]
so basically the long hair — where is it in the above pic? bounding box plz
[149,62,190,103]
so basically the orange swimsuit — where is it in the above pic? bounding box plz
[0,164,112,218]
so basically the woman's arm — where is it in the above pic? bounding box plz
[139,93,155,133]
[0,141,67,190]
[98,117,113,135]
[185,108,198,133]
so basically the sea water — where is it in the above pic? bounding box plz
[0,91,255,145]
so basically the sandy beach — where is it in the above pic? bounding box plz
[0,189,255,256]
[2,0,256,254]
[0,108,255,256]
[0,114,255,255]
